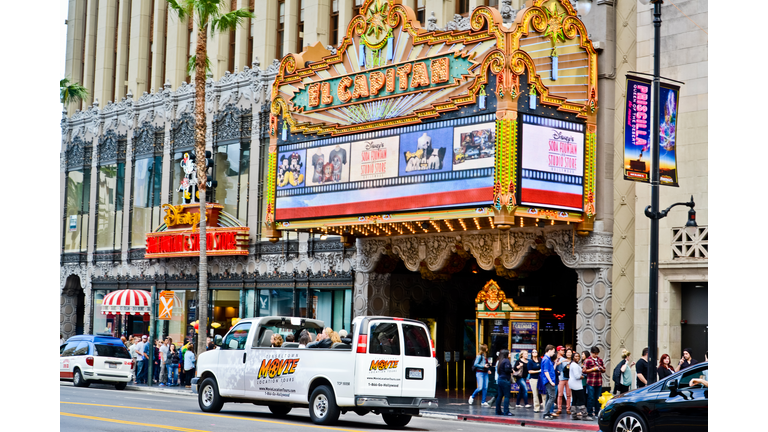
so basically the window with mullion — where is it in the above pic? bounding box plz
[96,163,126,251]
[214,141,250,223]
[131,155,163,249]
[63,168,91,253]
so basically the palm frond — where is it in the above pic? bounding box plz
[211,8,255,35]
[195,0,223,27]
[187,55,212,76]
[60,77,89,106]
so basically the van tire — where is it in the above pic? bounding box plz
[268,405,292,417]
[309,385,340,425]
[198,377,224,413]
[382,413,412,428]
[73,369,89,388]
[114,382,127,390]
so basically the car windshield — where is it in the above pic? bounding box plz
[94,344,131,359]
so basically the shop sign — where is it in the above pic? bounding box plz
[145,228,249,258]
[69,215,77,231]
[158,291,175,320]
[259,294,270,311]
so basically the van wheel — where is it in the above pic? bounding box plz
[309,385,340,425]
[268,405,292,417]
[73,369,89,388]
[382,413,412,428]
[613,411,647,432]
[198,377,224,413]
[114,382,127,390]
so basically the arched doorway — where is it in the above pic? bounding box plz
[61,275,85,339]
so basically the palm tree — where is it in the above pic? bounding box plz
[167,0,254,357]
[60,78,89,107]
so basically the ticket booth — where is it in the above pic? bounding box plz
[474,280,540,392]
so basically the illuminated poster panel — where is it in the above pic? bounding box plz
[275,116,496,220]
[521,115,585,212]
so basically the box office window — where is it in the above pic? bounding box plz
[131,155,163,248]
[64,168,91,253]
[96,163,125,251]
[214,142,250,223]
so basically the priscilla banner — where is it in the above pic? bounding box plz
[623,75,680,186]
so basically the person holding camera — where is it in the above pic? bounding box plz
[469,344,492,406]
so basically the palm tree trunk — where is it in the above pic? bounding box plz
[194,24,209,358]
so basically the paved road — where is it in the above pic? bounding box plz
[60,383,570,432]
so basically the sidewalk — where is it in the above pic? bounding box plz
[77,383,598,431]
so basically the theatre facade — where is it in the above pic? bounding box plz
[60,0,613,384]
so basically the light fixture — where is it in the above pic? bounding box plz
[577,0,592,16]
[320,234,328,240]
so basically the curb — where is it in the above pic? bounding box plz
[421,411,599,431]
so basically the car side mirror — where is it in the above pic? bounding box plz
[667,379,678,393]
[214,334,223,346]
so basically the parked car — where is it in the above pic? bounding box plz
[191,316,438,427]
[60,335,133,390]
[598,361,708,432]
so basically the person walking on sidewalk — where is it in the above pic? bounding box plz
[469,344,491,406]
[657,353,675,380]
[528,349,543,412]
[584,346,606,419]
[556,348,573,414]
[166,343,180,386]
[635,347,649,388]
[513,350,530,408]
[614,349,634,394]
[569,352,588,420]
[495,349,514,416]
[184,344,196,388]
[541,345,558,420]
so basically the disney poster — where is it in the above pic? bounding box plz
[398,127,453,176]
[276,150,306,189]
[305,143,351,187]
[452,122,496,170]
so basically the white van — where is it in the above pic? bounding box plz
[191,316,437,427]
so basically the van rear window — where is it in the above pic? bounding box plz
[403,324,430,357]
[94,344,131,359]
[369,322,400,355]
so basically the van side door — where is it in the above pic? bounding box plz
[356,321,404,397]
[400,323,436,398]
[216,321,252,397]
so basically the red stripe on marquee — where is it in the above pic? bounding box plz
[276,187,493,220]
[521,188,583,209]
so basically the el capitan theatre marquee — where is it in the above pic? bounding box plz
[264,0,599,241]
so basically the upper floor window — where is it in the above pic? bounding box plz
[131,155,163,249]
[96,163,126,251]
[64,169,92,253]
[456,0,470,17]
[276,0,285,59]
[417,0,425,26]
[297,0,304,52]
[214,142,250,223]
[330,0,339,46]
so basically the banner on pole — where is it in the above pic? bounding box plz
[658,82,680,187]
[158,291,175,320]
[623,76,652,182]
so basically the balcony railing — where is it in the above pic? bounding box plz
[671,225,708,259]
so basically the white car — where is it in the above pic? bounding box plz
[60,335,133,389]
[191,316,438,427]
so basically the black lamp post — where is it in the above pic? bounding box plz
[639,0,698,385]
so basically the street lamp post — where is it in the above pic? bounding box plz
[640,0,697,386]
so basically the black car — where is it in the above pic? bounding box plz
[598,361,707,432]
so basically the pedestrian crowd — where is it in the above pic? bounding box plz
[121,335,199,388]
[468,343,706,421]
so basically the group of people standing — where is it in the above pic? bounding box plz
[122,336,199,388]
[469,344,608,421]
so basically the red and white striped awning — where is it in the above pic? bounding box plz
[101,289,152,315]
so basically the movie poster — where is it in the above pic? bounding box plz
[399,127,453,176]
[276,149,307,189]
[349,136,400,182]
[305,143,351,186]
[623,76,652,182]
[452,122,496,170]
[658,83,680,187]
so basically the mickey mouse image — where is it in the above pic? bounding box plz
[277,152,305,187]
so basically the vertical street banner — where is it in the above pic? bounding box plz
[623,76,652,182]
[658,82,680,187]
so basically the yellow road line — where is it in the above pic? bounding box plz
[60,412,211,432]
[60,402,366,432]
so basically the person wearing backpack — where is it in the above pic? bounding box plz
[613,349,635,394]
[469,344,491,406]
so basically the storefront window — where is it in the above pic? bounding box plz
[171,150,192,205]
[214,142,250,222]
[312,289,352,333]
[131,156,163,248]
[212,290,241,336]
[259,289,294,317]
[64,169,91,253]
[92,290,116,336]
[96,163,125,250]
[244,289,255,318]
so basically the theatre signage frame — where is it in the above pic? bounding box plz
[264,0,600,241]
